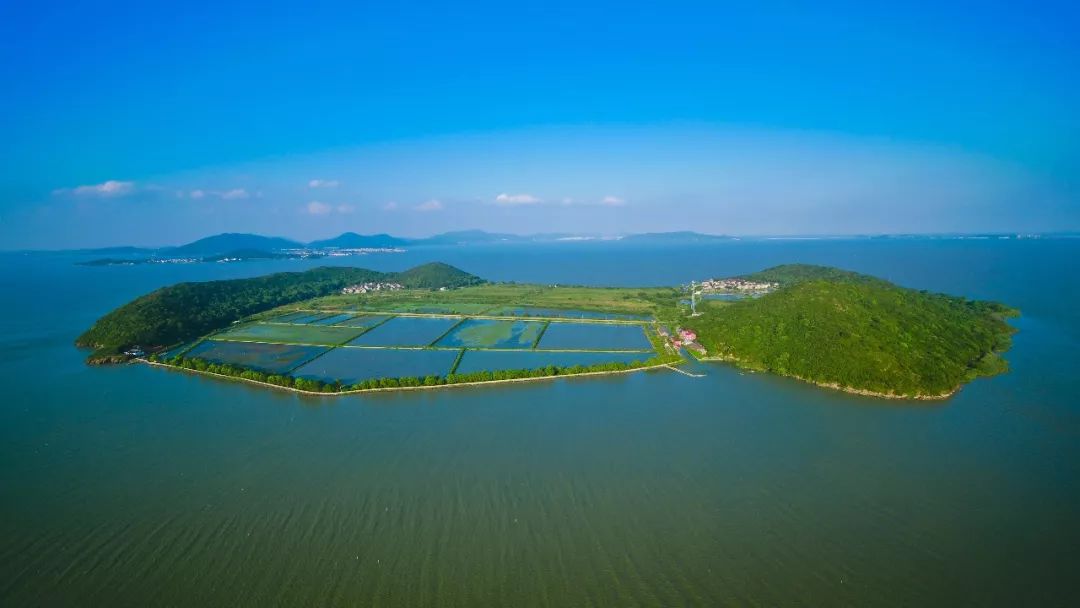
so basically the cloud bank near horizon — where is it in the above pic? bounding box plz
[9,125,1077,248]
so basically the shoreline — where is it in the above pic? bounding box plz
[138,358,680,396]
[696,355,958,400]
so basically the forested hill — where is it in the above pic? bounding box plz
[740,263,881,286]
[688,265,1018,398]
[77,263,484,362]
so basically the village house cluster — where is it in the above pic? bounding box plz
[699,278,778,292]
[658,327,706,355]
[342,282,404,295]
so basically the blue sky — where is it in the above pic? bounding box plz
[1,0,1077,247]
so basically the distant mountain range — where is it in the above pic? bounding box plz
[64,230,1067,260]
[77,230,738,257]
[170,233,304,255]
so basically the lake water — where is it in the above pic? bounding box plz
[1,239,1078,606]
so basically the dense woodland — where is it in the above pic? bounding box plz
[77,263,483,362]
[686,265,1018,396]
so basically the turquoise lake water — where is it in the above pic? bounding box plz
[1,239,1078,606]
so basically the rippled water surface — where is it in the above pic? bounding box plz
[1,239,1078,606]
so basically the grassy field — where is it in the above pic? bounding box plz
[294,283,680,318]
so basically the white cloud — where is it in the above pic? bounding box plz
[415,199,444,212]
[60,180,135,197]
[308,179,340,189]
[382,201,399,211]
[304,201,354,215]
[306,201,332,215]
[495,192,541,205]
[600,195,625,206]
[187,188,248,200]
[561,197,575,205]
[220,188,249,200]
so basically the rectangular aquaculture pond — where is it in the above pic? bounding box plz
[293,348,459,385]
[347,316,462,347]
[536,322,653,351]
[354,302,493,315]
[336,314,392,329]
[487,306,651,321]
[268,311,312,323]
[288,312,339,324]
[183,340,329,374]
[435,319,545,349]
[453,350,651,374]
[215,323,367,345]
[309,313,354,325]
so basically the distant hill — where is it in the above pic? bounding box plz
[687,264,1018,398]
[201,249,313,262]
[171,233,302,255]
[391,262,485,289]
[740,264,877,286]
[95,229,742,255]
[307,232,410,249]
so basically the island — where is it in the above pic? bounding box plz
[77,263,1018,399]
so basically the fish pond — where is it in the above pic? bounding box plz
[269,311,313,323]
[436,319,546,349]
[347,316,462,347]
[537,322,652,351]
[453,349,651,374]
[489,306,651,321]
[293,347,459,384]
[216,322,367,345]
[309,313,355,325]
[359,302,495,315]
[336,314,392,329]
[184,340,329,374]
